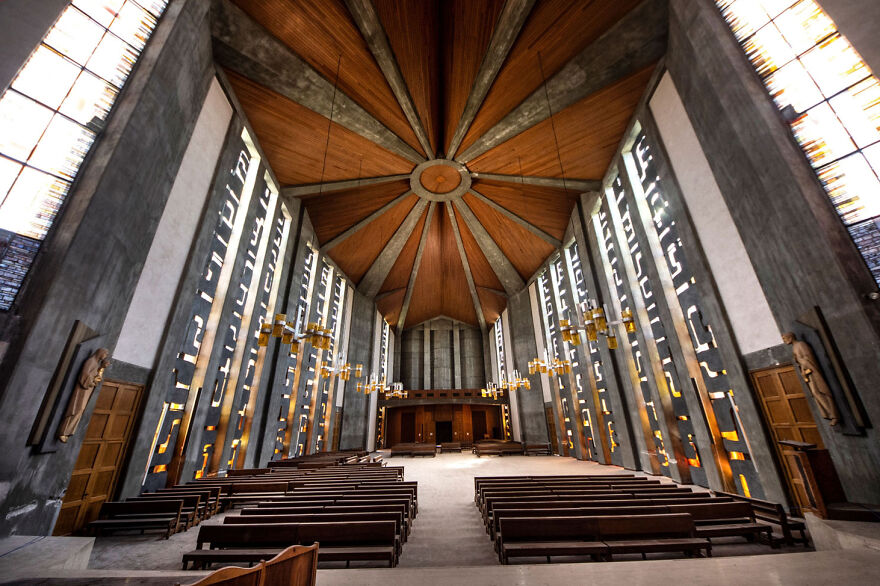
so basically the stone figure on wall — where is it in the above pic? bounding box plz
[57,348,111,442]
[782,332,839,426]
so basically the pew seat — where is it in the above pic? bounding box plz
[87,500,183,539]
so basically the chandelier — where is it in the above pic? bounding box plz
[529,348,572,376]
[357,374,407,399]
[320,352,363,381]
[559,300,636,350]
[258,312,334,350]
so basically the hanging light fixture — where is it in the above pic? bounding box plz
[559,299,636,349]
[529,347,572,376]
[257,310,335,351]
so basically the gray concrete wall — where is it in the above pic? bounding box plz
[400,319,484,389]
[667,0,880,504]
[460,327,485,390]
[819,0,880,75]
[0,0,67,94]
[506,289,550,444]
[338,291,376,450]
[0,0,214,535]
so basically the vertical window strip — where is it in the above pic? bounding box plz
[0,0,169,310]
[717,0,880,285]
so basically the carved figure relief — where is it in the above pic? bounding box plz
[57,348,111,442]
[782,332,840,426]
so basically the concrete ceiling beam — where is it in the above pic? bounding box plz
[344,0,435,159]
[469,188,561,247]
[211,0,425,164]
[446,204,487,332]
[470,172,601,193]
[452,198,524,296]
[321,190,414,252]
[397,202,437,331]
[358,199,429,298]
[456,0,668,163]
[282,174,410,197]
[445,0,536,159]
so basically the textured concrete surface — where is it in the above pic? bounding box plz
[0,535,93,572]
[806,513,880,552]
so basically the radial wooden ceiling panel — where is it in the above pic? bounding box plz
[467,64,655,179]
[463,193,554,281]
[454,211,503,291]
[225,71,413,185]
[441,0,506,156]
[230,0,423,155]
[301,180,411,244]
[472,179,578,240]
[326,195,419,284]
[379,209,427,294]
[478,288,506,325]
[374,0,440,155]
[405,203,478,328]
[459,0,642,155]
[377,289,406,329]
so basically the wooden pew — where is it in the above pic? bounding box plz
[596,514,711,560]
[439,442,462,452]
[128,494,202,529]
[262,543,318,586]
[155,487,221,517]
[711,490,809,546]
[523,443,552,456]
[87,500,183,539]
[182,521,397,569]
[667,501,775,545]
[498,516,606,564]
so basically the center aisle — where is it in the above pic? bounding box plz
[391,451,648,567]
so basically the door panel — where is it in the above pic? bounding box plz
[53,379,143,536]
[750,365,824,514]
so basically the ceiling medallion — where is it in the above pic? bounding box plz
[410,159,471,202]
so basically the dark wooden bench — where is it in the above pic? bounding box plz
[182,521,397,569]
[492,505,668,544]
[87,500,183,539]
[498,516,606,564]
[524,443,552,455]
[225,511,406,549]
[128,493,202,529]
[669,501,775,546]
[155,487,221,516]
[439,442,462,452]
[712,490,809,546]
[597,514,711,560]
[242,503,410,536]
[410,444,436,457]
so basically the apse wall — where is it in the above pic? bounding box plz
[398,318,485,390]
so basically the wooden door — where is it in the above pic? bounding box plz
[472,410,488,441]
[53,380,143,535]
[400,412,416,443]
[750,365,824,513]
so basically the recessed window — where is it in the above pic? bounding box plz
[0,0,168,310]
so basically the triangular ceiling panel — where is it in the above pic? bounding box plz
[478,288,506,326]
[441,0,506,155]
[472,179,578,241]
[454,209,503,291]
[459,0,642,154]
[379,208,428,294]
[301,180,411,244]
[225,71,413,185]
[376,289,407,329]
[467,64,656,179]
[405,203,477,328]
[463,193,554,281]
[326,194,420,284]
[375,0,440,155]
[231,0,423,155]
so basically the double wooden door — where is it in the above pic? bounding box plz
[750,365,824,513]
[53,379,143,535]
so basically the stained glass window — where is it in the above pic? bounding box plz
[718,0,880,284]
[0,1,168,310]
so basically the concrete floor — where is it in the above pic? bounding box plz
[82,452,808,571]
[13,452,880,584]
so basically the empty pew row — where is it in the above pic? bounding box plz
[186,543,318,586]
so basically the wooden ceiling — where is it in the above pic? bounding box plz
[219,0,663,330]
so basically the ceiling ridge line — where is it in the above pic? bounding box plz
[321,190,415,252]
[446,204,488,332]
[468,187,562,247]
[344,0,436,159]
[470,172,600,192]
[397,201,437,332]
[446,0,537,161]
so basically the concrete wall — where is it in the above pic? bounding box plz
[819,0,880,75]
[0,0,215,535]
[399,318,484,390]
[0,0,68,95]
[506,288,550,444]
[338,291,376,450]
[666,0,880,503]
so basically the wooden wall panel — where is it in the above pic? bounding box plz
[459,0,641,153]
[226,72,413,185]
[467,64,655,179]
[454,210,503,290]
[441,0,506,155]
[301,180,411,244]
[375,0,440,155]
[379,209,427,294]
[472,179,578,239]
[231,0,423,155]
[463,193,554,280]
[327,195,419,284]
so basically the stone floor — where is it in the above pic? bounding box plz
[84,452,808,571]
